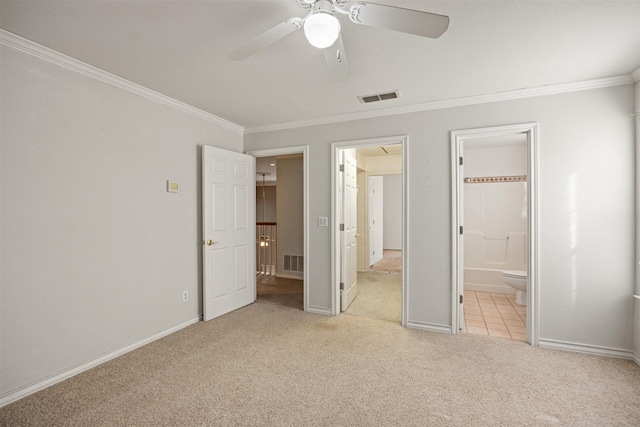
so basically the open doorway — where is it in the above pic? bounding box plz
[332,136,408,325]
[451,123,539,345]
[247,147,309,312]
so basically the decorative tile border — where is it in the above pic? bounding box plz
[464,175,527,184]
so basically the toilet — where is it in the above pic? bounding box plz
[502,270,527,305]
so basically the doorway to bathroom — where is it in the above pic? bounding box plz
[451,123,539,345]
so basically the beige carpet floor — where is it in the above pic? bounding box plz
[370,250,402,272]
[2,288,640,426]
[345,271,401,323]
[256,274,303,310]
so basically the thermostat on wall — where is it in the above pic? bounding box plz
[167,180,180,193]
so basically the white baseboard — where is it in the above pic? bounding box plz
[0,316,200,408]
[276,273,303,280]
[633,352,640,366]
[538,338,635,360]
[464,283,515,294]
[407,321,452,334]
[306,306,332,315]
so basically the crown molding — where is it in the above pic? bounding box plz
[0,29,244,135]
[3,28,634,136]
[245,74,635,134]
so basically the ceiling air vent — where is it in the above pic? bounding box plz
[358,90,400,104]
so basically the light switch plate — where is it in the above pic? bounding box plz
[318,217,329,227]
[167,180,179,193]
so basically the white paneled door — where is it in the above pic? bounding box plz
[202,146,256,321]
[341,149,358,311]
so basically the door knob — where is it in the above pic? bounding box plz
[204,240,218,246]
[355,233,360,237]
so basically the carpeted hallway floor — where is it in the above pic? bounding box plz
[345,271,401,323]
[370,249,402,272]
[2,282,639,426]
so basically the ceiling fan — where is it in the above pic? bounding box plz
[227,0,449,81]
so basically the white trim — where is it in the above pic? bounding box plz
[451,123,539,345]
[539,339,636,360]
[402,137,410,327]
[5,28,633,137]
[245,76,633,134]
[331,135,408,324]
[307,306,333,315]
[246,146,310,313]
[0,29,243,134]
[0,317,199,408]
[634,352,640,366]
[276,273,304,280]
[406,321,452,334]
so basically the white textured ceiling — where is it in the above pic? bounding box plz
[1,1,639,130]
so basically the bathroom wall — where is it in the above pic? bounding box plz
[463,142,528,292]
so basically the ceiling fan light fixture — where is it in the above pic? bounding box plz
[304,13,340,48]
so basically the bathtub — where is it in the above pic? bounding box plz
[464,268,515,294]
[464,231,526,294]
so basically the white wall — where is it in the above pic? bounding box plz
[256,185,276,223]
[382,175,402,250]
[276,155,303,277]
[356,168,367,271]
[0,45,243,398]
[365,154,402,174]
[369,175,384,266]
[245,84,636,352]
[634,78,640,361]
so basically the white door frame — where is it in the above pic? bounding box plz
[246,146,310,312]
[451,123,539,345]
[331,135,409,326]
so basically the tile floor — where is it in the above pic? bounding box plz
[462,291,527,341]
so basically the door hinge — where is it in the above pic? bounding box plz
[459,156,463,166]
[459,225,463,235]
[460,295,464,304]
[340,223,345,231]
[339,164,344,172]
[340,282,344,291]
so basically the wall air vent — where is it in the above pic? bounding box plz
[358,90,400,104]
[284,254,304,272]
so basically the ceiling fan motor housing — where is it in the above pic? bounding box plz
[297,0,349,12]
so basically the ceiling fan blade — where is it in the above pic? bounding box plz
[323,34,349,82]
[227,18,303,61]
[349,2,449,39]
